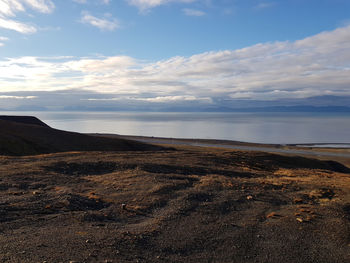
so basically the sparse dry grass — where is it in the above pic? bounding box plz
[0,146,350,262]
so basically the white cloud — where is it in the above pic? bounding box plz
[0,0,55,16]
[127,0,196,12]
[1,25,350,103]
[0,0,55,34]
[66,55,135,73]
[0,0,24,17]
[0,95,37,99]
[183,8,205,16]
[254,2,275,10]
[136,95,211,102]
[0,17,37,33]
[22,0,55,13]
[0,36,9,46]
[72,0,110,4]
[80,11,119,31]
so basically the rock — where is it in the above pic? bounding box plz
[266,212,278,218]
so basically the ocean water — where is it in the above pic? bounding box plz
[1,111,350,144]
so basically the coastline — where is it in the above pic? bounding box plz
[91,133,350,160]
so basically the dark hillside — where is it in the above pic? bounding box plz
[0,118,163,156]
[0,115,50,127]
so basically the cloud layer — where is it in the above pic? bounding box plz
[1,25,350,106]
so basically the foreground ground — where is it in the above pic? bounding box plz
[1,145,350,262]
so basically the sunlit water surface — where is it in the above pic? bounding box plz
[2,111,350,145]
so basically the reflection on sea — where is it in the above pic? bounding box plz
[1,111,350,144]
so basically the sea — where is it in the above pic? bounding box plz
[1,111,350,145]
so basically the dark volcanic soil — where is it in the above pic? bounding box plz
[1,147,350,262]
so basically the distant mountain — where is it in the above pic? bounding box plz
[61,95,350,112]
[208,96,350,112]
[2,91,350,112]
[0,116,163,156]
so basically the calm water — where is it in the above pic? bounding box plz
[2,111,350,144]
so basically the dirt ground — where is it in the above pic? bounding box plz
[1,145,350,262]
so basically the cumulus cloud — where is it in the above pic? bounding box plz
[127,0,196,12]
[80,11,119,31]
[182,8,205,16]
[0,0,55,33]
[1,25,350,105]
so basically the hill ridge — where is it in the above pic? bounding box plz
[0,117,163,156]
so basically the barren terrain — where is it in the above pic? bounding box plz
[1,145,350,262]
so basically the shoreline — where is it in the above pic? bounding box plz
[91,133,350,159]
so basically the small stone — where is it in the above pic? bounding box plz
[121,203,126,210]
[85,239,90,243]
[246,195,253,200]
[296,217,303,223]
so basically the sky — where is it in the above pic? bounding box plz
[0,0,350,111]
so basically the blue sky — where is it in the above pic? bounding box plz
[0,0,350,110]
